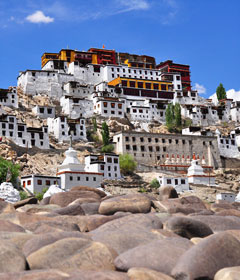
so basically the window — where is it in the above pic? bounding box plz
[9,124,14,129]
[47,108,52,114]
[70,176,73,181]
[140,137,144,142]
[163,147,166,152]
[182,140,185,144]
[169,139,172,144]
[111,103,115,108]
[161,84,166,91]
[148,138,152,143]
[156,146,160,152]
[37,180,42,185]
[126,145,130,150]
[93,177,96,181]
[27,180,31,185]
[2,123,5,129]
[145,83,151,89]
[77,177,80,181]
[107,157,112,163]
[133,145,137,151]
[111,111,115,115]
[18,132,22,138]
[114,158,118,163]
[40,108,44,114]
[132,137,136,142]
[141,146,145,151]
[122,80,127,87]
[9,117,14,122]
[104,110,107,114]
[153,84,159,90]
[175,139,178,144]
[125,136,129,141]
[138,82,143,88]
[103,102,107,108]
[86,177,89,181]
[108,166,111,171]
[181,179,186,184]
[176,76,180,80]
[118,104,122,109]
[162,139,165,143]
[130,81,136,88]
[167,179,171,184]
[100,165,104,170]
[149,146,153,152]
[46,180,51,186]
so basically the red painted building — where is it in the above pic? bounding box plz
[88,48,117,65]
[157,60,191,91]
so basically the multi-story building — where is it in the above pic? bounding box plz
[113,131,222,169]
[32,105,55,119]
[117,52,156,68]
[0,87,18,108]
[0,115,49,149]
[47,116,86,143]
[157,60,191,91]
[93,96,125,118]
[84,154,121,180]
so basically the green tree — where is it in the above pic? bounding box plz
[101,122,110,146]
[150,178,160,189]
[165,103,174,130]
[92,117,97,132]
[119,154,137,175]
[174,103,182,127]
[101,144,114,153]
[0,157,20,185]
[216,83,226,101]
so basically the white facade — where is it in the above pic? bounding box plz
[93,97,125,118]
[158,175,189,193]
[0,115,49,149]
[60,96,93,119]
[47,116,86,143]
[216,129,240,158]
[17,70,73,98]
[21,175,61,194]
[63,81,94,98]
[57,147,103,190]
[216,193,236,203]
[0,87,18,108]
[187,159,215,186]
[85,154,121,180]
[230,101,240,122]
[42,60,68,72]
[32,105,55,119]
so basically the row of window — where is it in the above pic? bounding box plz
[23,179,58,187]
[69,176,96,182]
[125,136,190,145]
[111,67,158,76]
[103,102,123,109]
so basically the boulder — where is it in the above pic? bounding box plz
[0,232,34,250]
[98,194,151,215]
[164,216,213,239]
[49,191,101,207]
[23,231,91,257]
[215,209,240,217]
[27,238,116,272]
[16,204,60,213]
[0,182,20,203]
[0,239,27,272]
[128,267,174,280]
[53,204,85,216]
[115,238,193,274]
[172,232,240,280]
[70,186,106,198]
[0,200,15,214]
[80,202,100,215]
[159,185,178,200]
[0,269,70,280]
[214,266,240,280]
[190,215,240,232]
[92,214,164,254]
[0,219,26,233]
[13,197,38,209]
[40,196,51,205]
[69,197,100,205]
[69,270,129,280]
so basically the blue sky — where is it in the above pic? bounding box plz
[0,0,239,97]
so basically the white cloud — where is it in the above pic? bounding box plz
[194,83,206,94]
[117,0,150,12]
[26,10,54,23]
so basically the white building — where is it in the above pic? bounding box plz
[42,59,68,72]
[47,116,86,143]
[0,114,49,149]
[182,127,213,136]
[17,70,73,99]
[32,105,55,119]
[57,147,103,190]
[60,95,93,119]
[0,87,18,108]
[216,129,240,158]
[84,154,121,180]
[158,175,189,193]
[216,193,236,203]
[21,174,61,194]
[63,81,94,98]
[187,157,215,186]
[230,101,240,122]
[93,97,125,118]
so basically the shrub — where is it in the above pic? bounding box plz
[101,122,110,146]
[0,157,20,185]
[34,187,48,201]
[101,144,114,153]
[150,178,160,189]
[119,154,137,175]
[19,191,28,200]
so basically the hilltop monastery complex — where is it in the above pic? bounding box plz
[1,46,240,194]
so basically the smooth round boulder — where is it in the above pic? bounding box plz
[128,267,174,280]
[98,194,151,215]
[13,197,38,209]
[159,185,178,200]
[0,219,26,233]
[0,239,27,272]
[80,202,100,215]
[70,186,106,198]
[27,238,117,272]
[164,216,213,239]
[172,232,240,280]
[0,200,15,214]
[53,204,85,216]
[115,238,192,275]
[69,270,128,280]
[214,266,240,280]
[50,191,101,207]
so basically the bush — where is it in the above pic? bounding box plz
[19,191,28,200]
[101,122,110,146]
[34,187,48,201]
[150,178,160,189]
[119,154,137,175]
[0,157,20,185]
[101,144,114,153]
[87,130,100,143]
